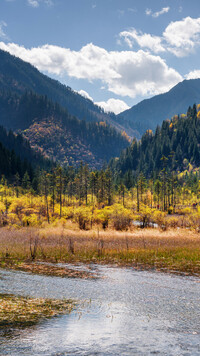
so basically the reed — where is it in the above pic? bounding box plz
[0,225,200,275]
[0,293,74,327]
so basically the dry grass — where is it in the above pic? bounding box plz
[4,261,97,279]
[0,224,200,276]
[0,293,74,327]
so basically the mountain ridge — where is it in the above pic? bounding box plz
[0,49,137,137]
[118,78,200,136]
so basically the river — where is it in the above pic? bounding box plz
[0,265,200,355]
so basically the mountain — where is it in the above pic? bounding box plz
[0,125,53,182]
[0,49,131,168]
[0,49,137,137]
[118,79,200,137]
[111,104,200,180]
[0,90,129,169]
[2,48,200,141]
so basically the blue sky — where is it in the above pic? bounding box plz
[1,0,200,113]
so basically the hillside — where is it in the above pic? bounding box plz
[111,104,200,179]
[0,91,129,168]
[0,49,137,137]
[118,79,200,137]
[0,125,53,182]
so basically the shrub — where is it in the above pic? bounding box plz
[9,198,24,217]
[94,206,113,229]
[152,210,167,230]
[74,207,92,230]
[138,206,154,228]
[111,206,133,231]
[167,216,179,228]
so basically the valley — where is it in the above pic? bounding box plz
[1,3,200,352]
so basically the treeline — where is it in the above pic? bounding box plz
[111,104,200,177]
[22,164,114,208]
[2,160,199,218]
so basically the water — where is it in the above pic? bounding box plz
[0,265,200,355]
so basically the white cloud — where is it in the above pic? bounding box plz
[163,17,200,57]
[145,8,152,16]
[78,90,93,101]
[120,17,200,58]
[74,90,129,114]
[27,0,53,7]
[0,41,182,98]
[95,98,130,114]
[153,7,170,18]
[119,28,165,53]
[146,7,170,18]
[27,0,39,7]
[185,70,200,79]
[0,21,8,40]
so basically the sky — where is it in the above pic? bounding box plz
[1,0,200,114]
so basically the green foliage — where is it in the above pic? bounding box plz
[111,104,200,178]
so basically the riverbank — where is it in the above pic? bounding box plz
[0,294,74,327]
[0,260,97,279]
[0,226,200,276]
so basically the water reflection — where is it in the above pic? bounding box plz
[0,266,200,355]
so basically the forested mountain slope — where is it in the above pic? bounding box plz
[0,91,129,168]
[118,79,200,137]
[2,49,200,141]
[111,104,200,179]
[0,49,137,137]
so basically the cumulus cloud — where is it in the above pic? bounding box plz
[0,21,8,40]
[73,90,129,114]
[0,41,182,98]
[95,98,130,114]
[120,17,200,58]
[163,17,200,57]
[119,28,165,53]
[185,70,200,79]
[146,7,170,18]
[78,90,93,101]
